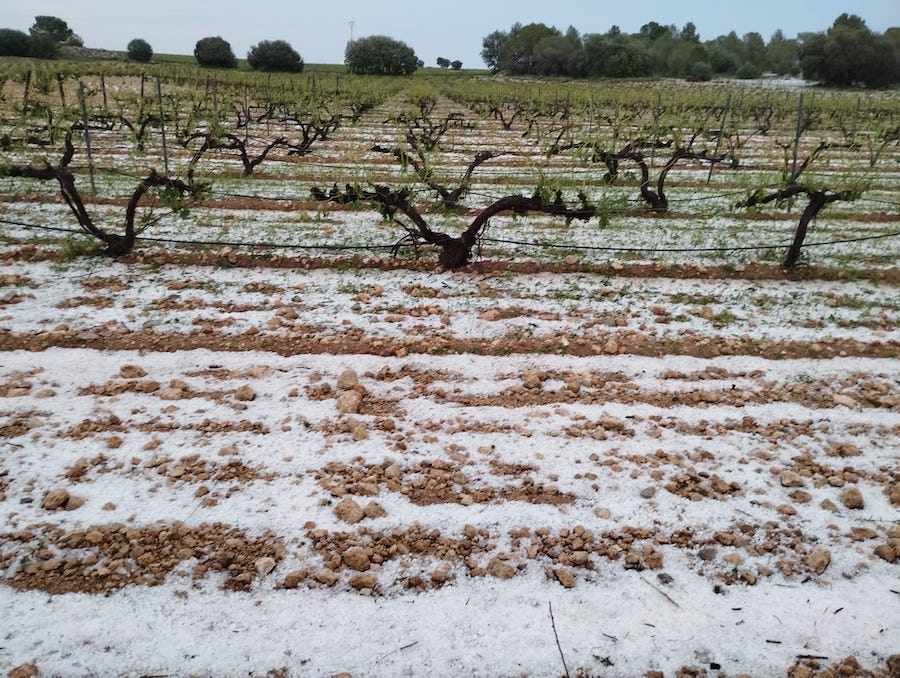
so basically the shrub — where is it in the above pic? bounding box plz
[0,29,31,57]
[127,38,153,63]
[194,36,237,69]
[345,35,418,76]
[687,61,712,81]
[28,34,59,59]
[735,62,761,79]
[247,39,303,72]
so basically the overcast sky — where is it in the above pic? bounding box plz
[7,0,898,68]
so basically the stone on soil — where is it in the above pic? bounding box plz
[780,470,804,488]
[235,385,256,401]
[840,486,864,510]
[554,567,576,588]
[343,548,371,572]
[349,573,377,591]
[313,568,338,586]
[336,391,362,414]
[805,548,831,574]
[337,370,359,389]
[334,497,365,524]
[8,664,39,678]
[41,488,69,511]
[486,558,516,580]
[119,365,147,378]
[363,501,387,519]
[255,556,276,576]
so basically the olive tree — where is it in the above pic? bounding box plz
[247,40,303,72]
[194,36,237,68]
[345,35,418,75]
[127,38,153,63]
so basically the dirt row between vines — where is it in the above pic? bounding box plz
[1,242,898,677]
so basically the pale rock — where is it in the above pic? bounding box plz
[235,385,256,402]
[840,486,864,510]
[8,664,39,678]
[521,370,542,389]
[820,498,839,513]
[832,394,858,408]
[352,423,368,441]
[313,568,338,586]
[282,570,306,588]
[334,497,365,524]
[41,488,69,511]
[363,501,387,519]
[805,547,831,574]
[255,556,276,576]
[337,370,359,389]
[120,365,147,379]
[159,387,184,401]
[486,558,516,580]
[336,391,363,414]
[603,339,619,354]
[64,495,85,510]
[479,309,501,321]
[348,572,377,591]
[780,470,804,488]
[343,548,371,572]
[570,551,589,566]
[640,487,656,499]
[873,543,896,563]
[554,567,576,588]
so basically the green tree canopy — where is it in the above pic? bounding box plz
[582,33,651,78]
[194,36,237,69]
[498,23,561,75]
[800,14,899,87]
[126,38,153,63]
[30,15,82,46]
[345,35,418,75]
[247,40,303,72]
[481,30,508,72]
[0,29,31,57]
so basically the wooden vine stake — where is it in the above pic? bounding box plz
[77,81,96,194]
[156,78,169,172]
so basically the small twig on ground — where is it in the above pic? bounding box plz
[376,641,418,662]
[549,602,571,678]
[639,576,681,608]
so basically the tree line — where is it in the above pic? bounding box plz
[0,16,425,77]
[482,13,900,87]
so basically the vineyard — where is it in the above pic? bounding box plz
[1,61,899,677]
